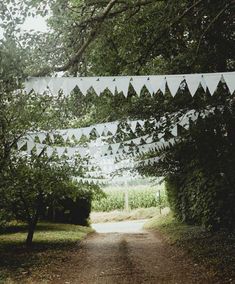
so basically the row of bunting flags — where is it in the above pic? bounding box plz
[17,108,210,159]
[24,72,235,97]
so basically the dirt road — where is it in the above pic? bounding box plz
[37,221,216,284]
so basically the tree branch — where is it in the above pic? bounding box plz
[195,3,230,55]
[33,0,119,76]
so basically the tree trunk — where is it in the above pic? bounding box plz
[26,216,38,248]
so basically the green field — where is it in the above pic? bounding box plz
[92,184,167,212]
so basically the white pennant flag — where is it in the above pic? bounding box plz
[56,147,65,158]
[171,125,178,136]
[166,75,184,97]
[130,77,146,96]
[137,120,145,127]
[67,147,76,158]
[203,74,222,95]
[49,133,55,143]
[132,137,142,145]
[32,78,49,94]
[95,124,105,136]
[24,79,34,94]
[106,78,116,95]
[36,144,44,156]
[73,130,82,140]
[77,78,92,96]
[130,120,138,133]
[27,140,35,153]
[112,143,120,154]
[17,139,27,150]
[223,73,235,95]
[37,133,46,143]
[190,111,199,122]
[146,76,166,94]
[46,146,54,158]
[48,78,62,95]
[91,78,106,96]
[78,147,87,158]
[82,127,92,138]
[179,116,190,129]
[107,122,118,135]
[169,138,176,146]
[61,78,77,96]
[185,74,201,96]
[115,77,130,97]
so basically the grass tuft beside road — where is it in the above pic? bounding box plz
[144,213,235,283]
[0,222,94,283]
[91,207,170,223]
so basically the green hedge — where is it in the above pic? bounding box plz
[92,187,168,212]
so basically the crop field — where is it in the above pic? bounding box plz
[92,184,167,212]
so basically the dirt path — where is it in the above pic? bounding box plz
[32,228,216,284]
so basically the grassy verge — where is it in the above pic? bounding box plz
[144,214,235,283]
[0,222,94,283]
[90,207,170,223]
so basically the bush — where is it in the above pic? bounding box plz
[166,169,235,231]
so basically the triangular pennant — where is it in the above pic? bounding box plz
[48,78,62,95]
[106,122,118,135]
[130,77,146,96]
[112,143,120,154]
[49,133,55,143]
[61,78,77,96]
[27,140,35,153]
[82,127,92,138]
[166,75,184,97]
[66,147,76,158]
[36,144,44,156]
[106,78,116,95]
[100,145,109,156]
[130,121,138,133]
[91,78,107,96]
[32,77,49,94]
[171,125,178,136]
[223,73,235,95]
[95,124,105,136]
[179,116,190,129]
[203,74,222,95]
[17,139,27,150]
[37,133,46,143]
[115,77,130,97]
[78,147,87,158]
[24,79,34,94]
[46,146,54,158]
[137,120,145,127]
[200,77,207,92]
[77,78,93,96]
[146,76,166,94]
[73,130,82,140]
[185,74,201,96]
[56,147,65,158]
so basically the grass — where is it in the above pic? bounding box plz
[90,207,170,223]
[144,213,235,283]
[0,222,94,283]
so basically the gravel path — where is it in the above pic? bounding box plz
[37,221,216,284]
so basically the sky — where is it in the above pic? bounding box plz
[0,15,49,39]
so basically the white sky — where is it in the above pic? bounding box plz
[0,15,49,39]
